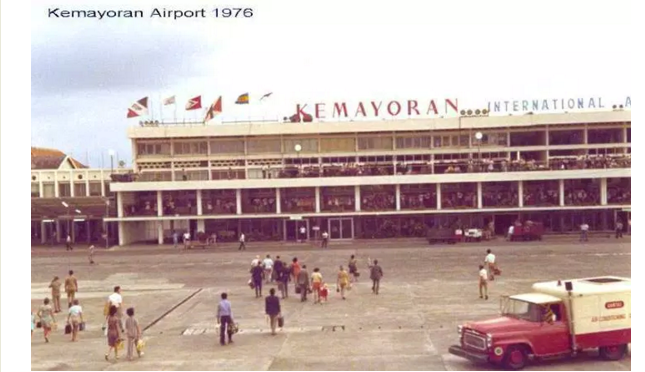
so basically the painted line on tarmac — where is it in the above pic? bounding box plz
[143,287,203,332]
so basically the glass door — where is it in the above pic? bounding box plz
[329,219,342,239]
[341,218,354,239]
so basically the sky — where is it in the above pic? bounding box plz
[31,0,632,167]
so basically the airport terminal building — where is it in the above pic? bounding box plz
[105,109,631,246]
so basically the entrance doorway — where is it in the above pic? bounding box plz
[285,219,309,241]
[614,210,631,233]
[493,214,519,236]
[329,218,353,240]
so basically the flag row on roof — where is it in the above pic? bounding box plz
[126,92,273,123]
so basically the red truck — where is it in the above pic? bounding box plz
[449,276,631,370]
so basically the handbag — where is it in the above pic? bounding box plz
[277,316,284,328]
[36,321,42,329]
[116,339,124,351]
[136,339,146,353]
[248,279,255,289]
[228,322,239,335]
[79,322,86,331]
[493,267,502,276]
[65,323,72,334]
[295,286,302,294]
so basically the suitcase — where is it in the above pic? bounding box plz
[277,316,284,328]
[65,323,72,334]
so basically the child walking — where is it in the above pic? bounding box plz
[125,307,142,360]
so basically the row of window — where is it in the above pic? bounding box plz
[138,127,630,157]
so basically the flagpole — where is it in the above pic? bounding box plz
[159,94,163,123]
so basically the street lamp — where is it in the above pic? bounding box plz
[474,132,483,160]
[294,144,302,176]
[61,201,70,241]
[108,149,116,174]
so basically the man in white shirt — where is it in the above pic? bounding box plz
[251,255,261,268]
[507,225,514,241]
[299,226,307,243]
[484,249,496,281]
[238,233,246,250]
[479,265,488,300]
[183,231,191,250]
[263,255,274,284]
[107,286,124,331]
[321,231,329,249]
[580,223,589,242]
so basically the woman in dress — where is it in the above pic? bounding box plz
[337,266,350,300]
[105,305,122,361]
[37,298,56,343]
[48,276,62,313]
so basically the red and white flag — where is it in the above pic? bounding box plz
[163,96,176,105]
[186,96,202,110]
[204,96,222,123]
[126,97,149,118]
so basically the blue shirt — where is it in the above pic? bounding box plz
[217,300,232,318]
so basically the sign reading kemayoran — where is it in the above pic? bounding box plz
[294,98,460,120]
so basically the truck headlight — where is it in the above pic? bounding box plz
[486,333,493,348]
[457,325,463,335]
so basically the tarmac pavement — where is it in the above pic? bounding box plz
[31,236,631,371]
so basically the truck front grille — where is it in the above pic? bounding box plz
[463,331,487,351]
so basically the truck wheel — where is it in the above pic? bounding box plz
[600,344,627,360]
[503,346,527,370]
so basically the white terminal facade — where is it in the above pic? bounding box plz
[107,110,630,246]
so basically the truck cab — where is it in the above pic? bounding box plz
[449,276,631,370]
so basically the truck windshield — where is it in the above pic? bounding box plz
[501,298,543,322]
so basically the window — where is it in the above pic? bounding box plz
[484,133,508,146]
[247,139,281,154]
[89,182,102,196]
[136,142,171,156]
[74,183,87,197]
[320,138,356,152]
[358,137,393,151]
[174,141,207,155]
[58,183,71,197]
[43,184,55,198]
[396,136,431,149]
[31,183,39,198]
[433,135,468,148]
[284,138,318,153]
[210,140,244,154]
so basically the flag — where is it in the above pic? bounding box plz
[186,96,202,110]
[204,96,222,123]
[235,93,249,104]
[163,96,176,105]
[260,92,273,101]
[127,97,148,118]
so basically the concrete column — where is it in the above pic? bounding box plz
[55,220,61,243]
[236,189,242,215]
[600,178,608,205]
[100,170,106,197]
[518,181,524,208]
[158,222,164,245]
[157,191,163,217]
[197,219,205,233]
[86,220,91,243]
[197,190,203,215]
[355,185,361,212]
[583,125,588,145]
[85,171,90,196]
[276,188,282,214]
[315,186,321,213]
[54,178,59,198]
[395,184,401,211]
[437,183,442,210]
[39,177,44,198]
[117,192,124,218]
[559,180,565,207]
[118,221,125,246]
[477,182,483,209]
[69,171,75,197]
[624,126,628,143]
[41,221,46,244]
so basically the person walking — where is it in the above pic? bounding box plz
[238,232,246,250]
[66,299,84,342]
[64,270,78,309]
[32,311,36,338]
[291,257,301,294]
[124,307,142,360]
[265,288,282,335]
[479,265,489,300]
[348,255,359,283]
[321,231,329,249]
[183,230,191,250]
[299,225,307,243]
[337,266,350,300]
[615,220,624,239]
[311,268,323,304]
[217,293,234,346]
[297,264,310,302]
[251,263,264,298]
[88,245,95,264]
[105,305,122,361]
[278,263,290,299]
[580,222,589,242]
[272,256,284,283]
[49,276,62,313]
[370,260,384,295]
[263,255,274,284]
[37,298,56,343]
[172,230,179,249]
[108,286,125,331]
[66,234,73,251]
[484,249,496,281]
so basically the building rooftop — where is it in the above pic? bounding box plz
[31,147,87,170]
